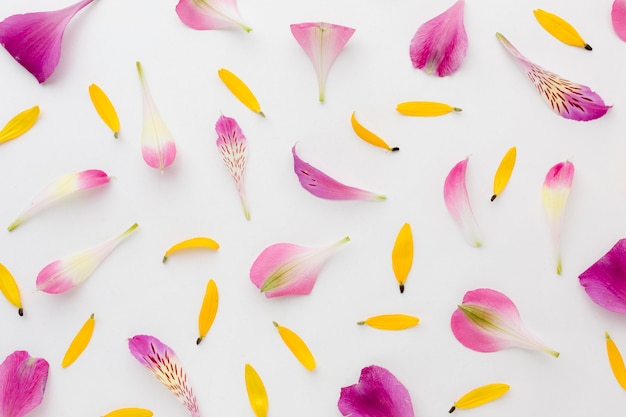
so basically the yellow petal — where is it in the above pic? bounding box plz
[273,321,316,371]
[245,364,268,417]
[451,383,510,412]
[0,262,22,316]
[357,314,419,330]
[391,223,413,293]
[606,332,626,390]
[101,408,153,417]
[162,237,220,262]
[396,101,462,117]
[491,146,517,201]
[351,112,397,151]
[0,106,40,144]
[89,84,121,138]
[218,68,265,117]
[62,313,95,368]
[533,9,591,50]
[197,279,219,345]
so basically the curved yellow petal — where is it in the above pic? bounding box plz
[606,332,626,390]
[491,147,516,201]
[0,262,22,316]
[451,383,510,412]
[0,106,40,144]
[218,68,265,117]
[89,84,120,138]
[62,313,95,368]
[197,279,219,345]
[534,9,591,50]
[273,321,315,371]
[357,314,419,330]
[351,112,397,151]
[101,408,153,417]
[396,101,462,117]
[245,364,268,417]
[391,223,413,293]
[162,237,220,263]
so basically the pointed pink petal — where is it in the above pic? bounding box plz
[215,115,249,220]
[542,161,574,275]
[496,33,610,121]
[36,223,138,294]
[290,22,355,102]
[0,351,49,417]
[409,0,467,77]
[0,0,94,83]
[175,0,251,32]
[249,237,349,298]
[579,239,626,314]
[292,145,385,201]
[338,365,414,417]
[613,0,626,42]
[129,335,200,417]
[444,157,481,247]
[451,288,559,357]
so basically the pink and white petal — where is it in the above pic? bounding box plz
[409,0,467,77]
[613,0,626,42]
[451,307,511,352]
[249,243,309,289]
[0,351,49,417]
[444,157,481,247]
[176,0,251,32]
[216,115,249,219]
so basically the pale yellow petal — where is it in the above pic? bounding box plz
[273,321,316,371]
[396,101,462,117]
[245,364,268,417]
[163,237,220,262]
[197,279,219,345]
[89,84,121,138]
[357,314,419,330]
[218,68,265,117]
[62,314,95,368]
[491,147,516,201]
[0,106,40,144]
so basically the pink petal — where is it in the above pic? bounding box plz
[444,157,481,247]
[612,0,626,42]
[579,239,626,314]
[292,145,385,201]
[0,0,94,83]
[215,115,249,220]
[496,33,610,121]
[175,0,251,32]
[36,223,138,294]
[451,288,559,357]
[0,351,49,417]
[249,237,349,298]
[338,365,414,417]
[542,161,574,275]
[409,0,467,77]
[290,22,355,102]
[129,335,200,417]
[137,62,177,172]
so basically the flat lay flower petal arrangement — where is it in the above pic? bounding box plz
[1,0,626,416]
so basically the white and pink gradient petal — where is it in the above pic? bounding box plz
[443,157,481,247]
[176,0,251,32]
[215,115,249,220]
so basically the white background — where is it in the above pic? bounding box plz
[0,0,625,416]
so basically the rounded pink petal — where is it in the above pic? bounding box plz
[613,0,626,42]
[175,0,250,32]
[0,351,49,417]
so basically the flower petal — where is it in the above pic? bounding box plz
[249,237,349,298]
[218,69,264,117]
[61,313,95,368]
[0,106,40,144]
[351,112,397,152]
[0,351,49,417]
[391,223,413,293]
[338,365,414,417]
[491,146,516,201]
[197,279,218,345]
[0,0,94,83]
[409,0,468,77]
[216,115,249,220]
[542,161,574,275]
[533,9,591,50]
[89,84,120,138]
[273,321,316,371]
[444,157,481,247]
[605,332,626,389]
[244,364,268,417]
[579,239,626,314]
[612,0,626,42]
[496,32,610,121]
[292,145,385,201]
[290,22,355,102]
[451,288,559,357]
[8,169,111,231]
[137,62,176,172]
[128,335,200,417]
[451,383,510,412]
[163,237,220,263]
[36,223,138,294]
[0,262,23,316]
[175,0,251,32]
[396,101,462,116]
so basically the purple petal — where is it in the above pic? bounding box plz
[409,0,467,77]
[0,351,49,417]
[338,365,414,417]
[292,145,385,201]
[0,0,94,83]
[579,239,626,314]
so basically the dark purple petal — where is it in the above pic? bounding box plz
[579,239,626,314]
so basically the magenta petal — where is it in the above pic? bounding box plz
[0,351,49,417]
[338,365,414,417]
[613,0,626,42]
[292,145,385,201]
[0,0,94,83]
[409,0,467,77]
[175,0,251,32]
[579,239,626,314]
